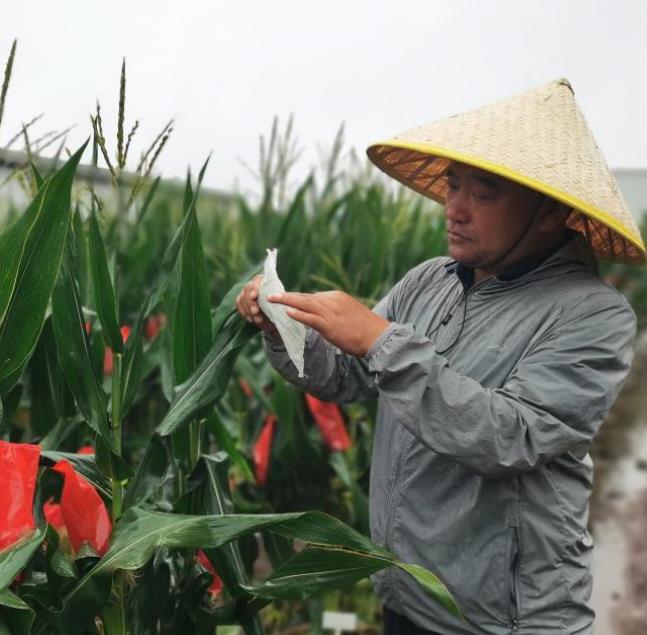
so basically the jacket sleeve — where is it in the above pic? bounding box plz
[366,294,637,477]
[262,294,391,403]
[262,259,444,402]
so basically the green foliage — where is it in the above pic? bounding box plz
[0,144,86,396]
[0,122,456,634]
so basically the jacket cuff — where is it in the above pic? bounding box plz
[262,330,286,353]
[365,322,415,371]
[263,326,318,352]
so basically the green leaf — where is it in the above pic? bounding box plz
[191,454,249,597]
[72,206,92,308]
[127,552,172,635]
[38,415,83,453]
[134,176,161,227]
[182,169,194,217]
[120,210,193,416]
[58,508,289,631]
[243,546,385,599]
[172,200,212,385]
[212,264,262,337]
[50,550,76,580]
[95,437,134,481]
[0,528,47,592]
[0,588,35,635]
[88,208,122,353]
[396,563,462,619]
[156,318,256,437]
[0,198,40,329]
[0,384,21,435]
[0,143,87,386]
[121,435,181,512]
[192,455,267,635]
[27,319,66,437]
[205,412,254,481]
[28,162,44,190]
[41,451,112,501]
[63,507,457,631]
[51,244,113,451]
[0,588,30,611]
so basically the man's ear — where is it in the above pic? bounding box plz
[537,197,571,232]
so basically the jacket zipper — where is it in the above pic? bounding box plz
[384,433,407,550]
[509,479,521,634]
[383,432,408,599]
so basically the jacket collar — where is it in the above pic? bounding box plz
[444,230,596,290]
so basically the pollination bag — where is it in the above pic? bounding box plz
[258,248,306,377]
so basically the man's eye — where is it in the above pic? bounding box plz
[472,189,495,201]
[447,180,459,192]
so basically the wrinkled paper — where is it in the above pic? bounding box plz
[258,248,307,377]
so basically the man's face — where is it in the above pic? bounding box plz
[444,161,542,270]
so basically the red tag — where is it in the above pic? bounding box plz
[43,499,65,531]
[104,325,132,375]
[305,394,351,451]
[253,414,277,486]
[0,441,40,551]
[197,550,223,596]
[52,460,112,556]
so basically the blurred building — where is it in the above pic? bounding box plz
[1,147,646,222]
[615,169,647,221]
[0,147,231,219]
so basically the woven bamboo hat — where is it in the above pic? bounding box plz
[367,79,646,263]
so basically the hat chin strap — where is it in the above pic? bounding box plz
[476,197,543,273]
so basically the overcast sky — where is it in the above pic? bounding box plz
[2,0,646,194]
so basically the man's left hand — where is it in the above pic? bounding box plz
[267,290,391,357]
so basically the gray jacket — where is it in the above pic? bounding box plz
[263,235,636,634]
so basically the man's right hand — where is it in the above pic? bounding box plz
[235,275,280,338]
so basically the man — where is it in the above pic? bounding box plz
[236,79,645,634]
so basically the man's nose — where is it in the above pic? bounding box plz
[445,189,470,224]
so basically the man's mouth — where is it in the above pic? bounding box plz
[447,229,471,242]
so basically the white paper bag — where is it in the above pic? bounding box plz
[258,248,306,377]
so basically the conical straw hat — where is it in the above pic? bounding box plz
[367,79,646,264]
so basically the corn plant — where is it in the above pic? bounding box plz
[0,142,460,634]
[0,43,461,633]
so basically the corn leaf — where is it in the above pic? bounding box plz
[192,454,249,597]
[134,176,161,227]
[61,506,457,632]
[396,563,461,618]
[121,435,181,512]
[242,546,386,599]
[0,143,86,386]
[88,208,122,353]
[205,411,254,481]
[156,318,256,437]
[172,197,212,385]
[29,162,44,190]
[0,528,46,592]
[0,588,35,635]
[27,319,66,437]
[193,454,265,635]
[211,263,261,337]
[120,210,193,417]
[247,546,459,617]
[51,246,113,451]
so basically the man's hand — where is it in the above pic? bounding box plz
[268,290,391,357]
[235,275,280,338]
